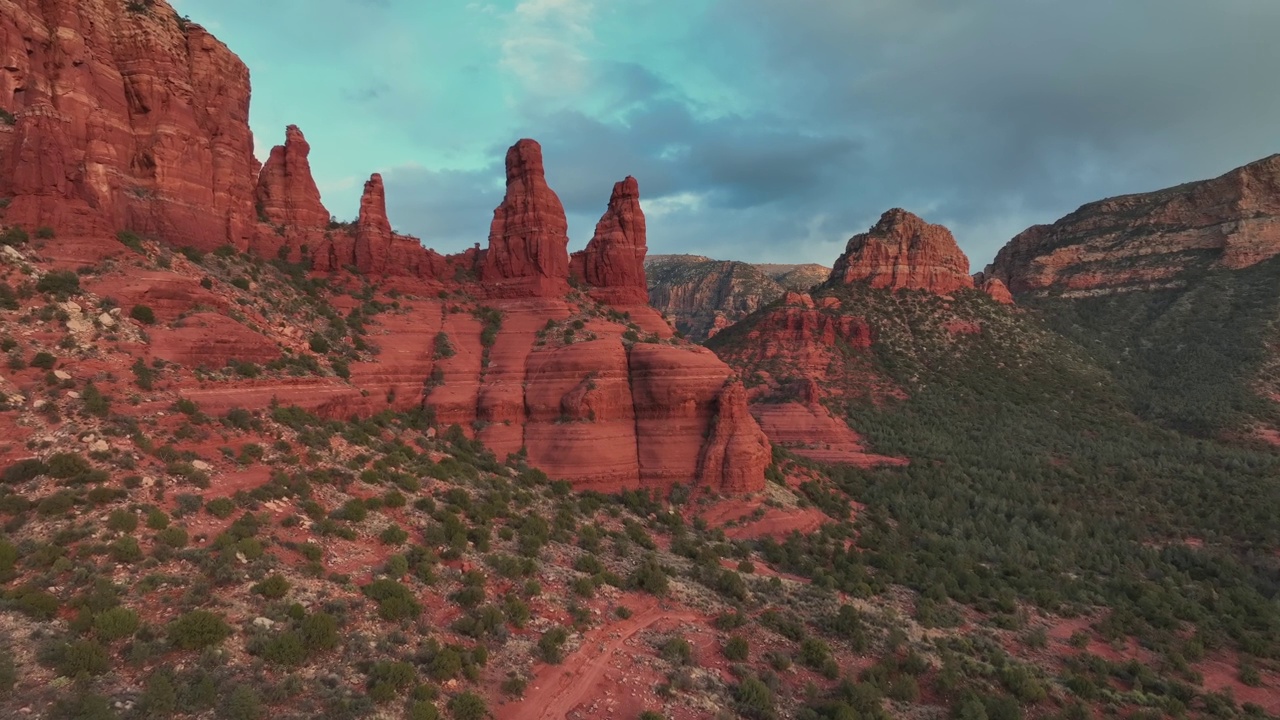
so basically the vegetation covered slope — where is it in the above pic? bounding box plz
[1022,255,1280,438]
[711,284,1280,717]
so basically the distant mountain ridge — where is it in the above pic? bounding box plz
[645,254,831,341]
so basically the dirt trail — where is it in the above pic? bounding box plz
[502,598,701,720]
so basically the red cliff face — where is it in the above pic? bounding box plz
[571,176,649,305]
[254,125,330,231]
[481,139,571,298]
[829,209,974,296]
[987,155,1280,297]
[0,0,258,250]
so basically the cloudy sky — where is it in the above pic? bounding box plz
[170,0,1280,269]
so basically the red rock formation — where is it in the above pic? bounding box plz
[829,209,974,296]
[354,173,393,274]
[571,176,649,305]
[0,0,259,250]
[481,139,571,298]
[982,277,1014,304]
[346,173,447,278]
[987,155,1280,296]
[645,255,802,342]
[697,381,772,493]
[630,344,766,493]
[254,125,329,230]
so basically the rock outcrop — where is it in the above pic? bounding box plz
[571,176,649,305]
[986,154,1280,296]
[645,256,833,342]
[481,139,571,298]
[981,277,1015,304]
[254,125,329,232]
[0,0,259,250]
[828,209,974,296]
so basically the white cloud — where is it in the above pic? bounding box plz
[500,0,596,103]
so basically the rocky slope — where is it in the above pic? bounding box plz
[645,255,831,341]
[985,154,1280,297]
[984,154,1280,437]
[0,1,767,496]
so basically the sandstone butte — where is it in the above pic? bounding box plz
[985,153,1280,296]
[705,210,1021,467]
[0,0,769,495]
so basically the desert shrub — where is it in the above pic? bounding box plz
[300,612,340,651]
[367,660,416,702]
[81,382,110,417]
[110,537,143,563]
[168,610,231,650]
[36,270,80,296]
[221,685,264,720]
[2,458,46,484]
[205,498,236,518]
[734,677,776,720]
[117,230,145,253]
[156,526,188,548]
[252,574,290,599]
[45,639,110,677]
[724,635,750,661]
[446,692,487,720]
[130,305,156,324]
[538,626,570,663]
[362,579,420,621]
[30,351,57,370]
[660,637,694,666]
[12,587,59,619]
[94,606,140,641]
[0,227,28,247]
[259,631,306,667]
[35,226,55,239]
[107,509,138,533]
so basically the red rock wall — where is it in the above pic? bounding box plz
[0,0,259,250]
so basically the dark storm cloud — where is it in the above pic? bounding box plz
[380,0,1280,266]
[698,0,1280,264]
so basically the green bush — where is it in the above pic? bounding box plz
[538,626,569,663]
[221,685,264,720]
[252,574,290,599]
[206,498,236,518]
[117,230,145,253]
[30,351,57,370]
[107,509,137,533]
[36,270,80,296]
[723,635,749,661]
[308,334,330,354]
[362,579,420,621]
[94,606,140,641]
[300,612,340,651]
[109,537,143,563]
[130,305,157,325]
[446,692,487,720]
[734,677,776,720]
[0,227,29,247]
[49,639,111,677]
[2,458,46,484]
[168,610,231,650]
